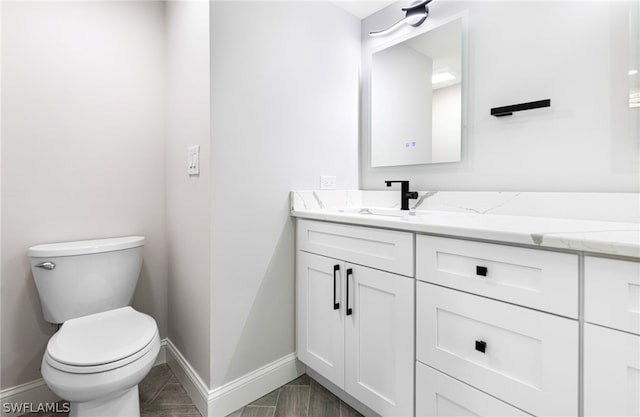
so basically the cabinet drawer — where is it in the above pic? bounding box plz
[584,323,640,417]
[416,362,531,417]
[585,256,640,335]
[416,282,578,416]
[297,219,414,276]
[416,235,578,318]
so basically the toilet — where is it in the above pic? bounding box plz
[29,236,160,417]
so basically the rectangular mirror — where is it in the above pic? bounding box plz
[370,16,465,167]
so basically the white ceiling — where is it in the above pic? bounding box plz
[329,0,398,19]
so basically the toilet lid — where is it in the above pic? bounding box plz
[47,307,158,367]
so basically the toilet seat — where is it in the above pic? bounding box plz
[45,307,158,374]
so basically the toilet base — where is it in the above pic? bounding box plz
[70,385,140,417]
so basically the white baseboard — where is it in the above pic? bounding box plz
[164,340,305,417]
[206,353,305,417]
[0,378,61,417]
[164,339,210,416]
[0,339,303,417]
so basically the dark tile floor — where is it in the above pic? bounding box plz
[226,374,363,417]
[19,365,361,417]
[20,364,200,417]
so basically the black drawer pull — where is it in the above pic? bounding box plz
[346,268,353,316]
[333,265,340,310]
[476,266,488,277]
[475,340,487,353]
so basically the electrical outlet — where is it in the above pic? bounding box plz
[320,175,336,190]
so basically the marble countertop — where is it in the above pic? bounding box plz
[291,191,640,259]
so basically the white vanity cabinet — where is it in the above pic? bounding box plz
[296,219,415,417]
[415,235,579,417]
[584,257,640,417]
[292,209,639,417]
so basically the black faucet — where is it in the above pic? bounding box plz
[385,181,418,211]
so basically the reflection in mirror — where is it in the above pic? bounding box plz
[630,1,639,108]
[371,17,463,167]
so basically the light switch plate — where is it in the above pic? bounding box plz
[320,175,336,190]
[188,145,200,175]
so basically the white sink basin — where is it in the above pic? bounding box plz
[330,207,426,218]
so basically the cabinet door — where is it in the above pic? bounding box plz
[585,257,640,335]
[296,251,345,389]
[344,263,414,417]
[584,323,640,417]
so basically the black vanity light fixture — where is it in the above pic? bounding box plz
[369,0,433,37]
[491,99,551,117]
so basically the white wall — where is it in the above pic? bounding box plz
[361,1,640,192]
[165,0,211,386]
[0,1,167,389]
[209,1,360,388]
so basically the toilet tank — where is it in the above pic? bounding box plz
[28,236,145,324]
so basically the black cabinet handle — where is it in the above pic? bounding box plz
[476,266,488,277]
[333,265,340,310]
[346,268,353,316]
[475,340,487,353]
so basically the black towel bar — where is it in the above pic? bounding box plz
[491,99,551,117]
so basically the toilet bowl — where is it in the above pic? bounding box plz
[29,236,159,417]
[40,307,160,417]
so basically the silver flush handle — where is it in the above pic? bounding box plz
[34,261,56,270]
